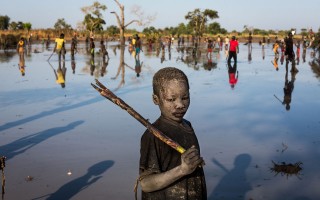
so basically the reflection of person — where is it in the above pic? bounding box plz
[134,58,142,77]
[53,33,66,61]
[54,61,66,88]
[227,36,239,63]
[228,62,239,89]
[18,57,26,76]
[139,67,207,199]
[100,40,109,61]
[210,154,252,199]
[282,70,297,111]
[100,58,109,77]
[272,55,279,71]
[90,37,95,58]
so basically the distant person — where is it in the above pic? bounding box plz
[71,33,78,57]
[138,67,207,199]
[248,32,253,53]
[53,33,66,61]
[285,32,298,72]
[228,36,239,63]
[207,39,213,57]
[295,40,301,65]
[17,37,25,60]
[224,36,229,51]
[273,41,279,56]
[134,35,142,60]
[217,35,222,51]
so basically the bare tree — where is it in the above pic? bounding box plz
[110,0,155,46]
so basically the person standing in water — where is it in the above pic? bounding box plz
[53,33,66,61]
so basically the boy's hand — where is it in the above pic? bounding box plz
[180,146,204,175]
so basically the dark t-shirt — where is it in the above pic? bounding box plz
[139,116,207,200]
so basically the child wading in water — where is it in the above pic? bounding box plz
[53,33,66,61]
[138,67,207,199]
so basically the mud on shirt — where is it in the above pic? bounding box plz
[139,116,207,200]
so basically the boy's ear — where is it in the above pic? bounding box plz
[152,94,159,105]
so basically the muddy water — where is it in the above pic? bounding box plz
[0,41,320,200]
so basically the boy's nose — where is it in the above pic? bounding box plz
[175,99,185,108]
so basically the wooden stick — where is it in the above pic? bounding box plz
[91,79,186,154]
[1,156,5,200]
[47,51,55,61]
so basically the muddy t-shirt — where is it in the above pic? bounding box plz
[139,116,207,200]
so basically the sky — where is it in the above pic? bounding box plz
[1,0,319,33]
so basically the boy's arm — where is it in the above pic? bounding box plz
[140,146,203,193]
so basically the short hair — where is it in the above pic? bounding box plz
[153,67,189,96]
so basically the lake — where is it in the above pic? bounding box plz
[1,39,320,200]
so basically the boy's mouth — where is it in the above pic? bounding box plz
[173,112,185,118]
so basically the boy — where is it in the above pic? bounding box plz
[53,33,66,61]
[139,67,207,199]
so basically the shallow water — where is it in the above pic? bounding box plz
[1,41,320,200]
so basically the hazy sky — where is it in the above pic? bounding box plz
[1,0,319,33]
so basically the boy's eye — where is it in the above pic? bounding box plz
[167,98,175,102]
[182,96,189,101]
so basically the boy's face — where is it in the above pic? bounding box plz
[153,79,190,123]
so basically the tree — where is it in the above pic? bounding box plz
[185,9,219,39]
[54,18,72,31]
[81,1,107,36]
[207,22,223,35]
[0,15,10,30]
[110,0,155,46]
[23,22,32,34]
[106,25,120,36]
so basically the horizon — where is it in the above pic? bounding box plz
[2,0,320,33]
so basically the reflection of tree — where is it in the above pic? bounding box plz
[111,46,126,91]
[309,57,320,78]
[177,46,218,71]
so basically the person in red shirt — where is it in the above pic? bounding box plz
[228,36,239,63]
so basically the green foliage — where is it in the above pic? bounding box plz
[0,15,10,30]
[54,18,72,30]
[81,1,107,33]
[23,22,32,31]
[143,26,162,42]
[185,8,219,37]
[106,25,120,36]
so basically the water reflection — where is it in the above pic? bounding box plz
[111,47,126,91]
[49,61,67,88]
[228,62,239,89]
[209,154,252,200]
[282,70,297,111]
[46,160,114,200]
[309,56,320,78]
[271,54,279,71]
